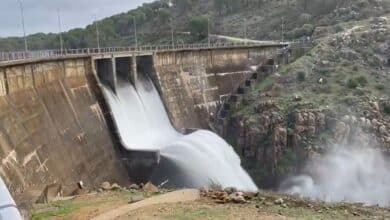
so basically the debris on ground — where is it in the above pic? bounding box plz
[100,182,123,191]
[200,187,258,204]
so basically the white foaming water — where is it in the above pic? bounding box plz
[280,146,390,206]
[102,76,257,191]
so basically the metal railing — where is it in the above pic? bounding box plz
[0,41,287,63]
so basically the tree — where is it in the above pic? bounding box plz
[174,0,192,12]
[188,16,209,40]
[158,8,171,24]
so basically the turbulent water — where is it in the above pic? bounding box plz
[102,75,257,191]
[280,146,390,206]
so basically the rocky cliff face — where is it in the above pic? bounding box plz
[227,101,390,188]
[223,14,390,188]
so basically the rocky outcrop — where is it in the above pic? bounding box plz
[226,100,390,188]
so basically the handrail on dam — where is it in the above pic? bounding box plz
[0,41,289,63]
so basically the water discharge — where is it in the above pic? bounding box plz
[280,146,390,206]
[102,75,257,191]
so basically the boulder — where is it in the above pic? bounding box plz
[143,182,159,193]
[110,183,121,190]
[333,121,351,143]
[229,192,246,203]
[129,183,140,190]
[101,182,111,191]
[274,198,284,205]
[379,125,388,135]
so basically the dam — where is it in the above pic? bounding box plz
[0,43,288,212]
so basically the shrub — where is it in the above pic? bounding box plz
[342,61,350,66]
[333,24,344,33]
[296,71,306,82]
[356,0,369,8]
[352,65,359,71]
[356,76,368,86]
[384,104,390,115]
[286,23,315,39]
[188,16,209,40]
[302,24,315,35]
[341,96,358,105]
[376,84,385,90]
[346,78,358,89]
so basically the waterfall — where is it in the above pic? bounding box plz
[102,75,257,191]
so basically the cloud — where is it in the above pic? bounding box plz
[0,0,154,37]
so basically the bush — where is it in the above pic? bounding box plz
[346,78,358,89]
[376,84,385,90]
[286,23,315,39]
[352,65,359,71]
[341,96,359,105]
[188,16,209,40]
[356,0,369,8]
[302,24,315,35]
[356,76,368,86]
[297,71,306,82]
[384,104,390,115]
[333,24,344,33]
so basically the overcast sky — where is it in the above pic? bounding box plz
[0,0,154,37]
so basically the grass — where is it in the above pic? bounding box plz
[30,188,390,220]
[253,76,274,92]
[31,200,109,220]
[31,191,145,220]
[150,194,390,220]
[167,206,227,220]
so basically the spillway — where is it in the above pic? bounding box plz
[102,74,257,191]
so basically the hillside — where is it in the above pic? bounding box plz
[224,13,390,189]
[1,0,390,51]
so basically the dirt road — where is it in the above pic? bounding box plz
[91,189,200,220]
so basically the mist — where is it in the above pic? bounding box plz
[280,145,390,206]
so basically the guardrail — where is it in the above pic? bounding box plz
[0,41,288,63]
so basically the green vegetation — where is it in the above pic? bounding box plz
[346,78,358,89]
[189,16,209,40]
[356,76,368,87]
[384,103,390,115]
[277,149,299,176]
[286,23,314,39]
[32,200,107,220]
[376,84,385,91]
[167,206,227,219]
[31,191,144,220]
[2,0,389,50]
[296,71,306,82]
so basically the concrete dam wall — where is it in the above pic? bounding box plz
[0,58,128,203]
[0,45,285,204]
[153,46,282,129]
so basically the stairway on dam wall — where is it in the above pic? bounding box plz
[212,53,288,137]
